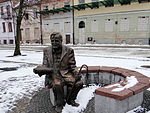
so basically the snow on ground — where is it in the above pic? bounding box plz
[0,61,45,113]
[0,47,150,113]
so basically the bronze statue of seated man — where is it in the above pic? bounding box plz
[34,32,83,113]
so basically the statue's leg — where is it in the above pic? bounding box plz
[53,79,65,112]
[67,81,83,106]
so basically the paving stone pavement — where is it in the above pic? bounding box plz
[26,88,95,113]
[27,88,57,113]
[9,88,149,113]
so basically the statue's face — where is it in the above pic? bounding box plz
[51,38,62,49]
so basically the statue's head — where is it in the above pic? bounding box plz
[50,32,62,49]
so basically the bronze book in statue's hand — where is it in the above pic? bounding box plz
[33,66,53,77]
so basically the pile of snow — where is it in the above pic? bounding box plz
[62,85,100,113]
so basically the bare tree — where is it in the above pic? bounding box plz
[13,0,40,56]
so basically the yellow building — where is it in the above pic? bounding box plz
[74,0,150,45]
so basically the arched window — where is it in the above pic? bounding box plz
[79,21,85,28]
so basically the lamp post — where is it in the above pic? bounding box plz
[39,5,43,45]
[72,0,75,45]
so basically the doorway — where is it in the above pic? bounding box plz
[78,21,85,44]
[66,34,70,44]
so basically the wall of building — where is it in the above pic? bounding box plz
[0,1,15,44]
[41,0,74,44]
[21,6,41,44]
[75,11,150,44]
[42,11,73,44]
[74,1,150,45]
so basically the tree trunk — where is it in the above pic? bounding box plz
[14,18,21,56]
[13,0,24,56]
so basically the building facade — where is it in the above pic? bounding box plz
[41,0,74,44]
[21,5,41,44]
[74,0,150,45]
[0,0,15,44]
[40,0,150,45]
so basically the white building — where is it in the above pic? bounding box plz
[0,0,15,44]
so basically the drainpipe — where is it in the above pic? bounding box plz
[40,4,43,45]
[72,0,75,45]
[148,16,150,45]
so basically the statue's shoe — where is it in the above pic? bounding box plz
[55,105,63,113]
[67,100,79,107]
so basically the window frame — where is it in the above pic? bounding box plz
[78,0,85,4]
[91,20,98,32]
[137,16,149,31]
[1,6,4,15]
[2,22,6,32]
[105,19,114,32]
[6,5,11,17]
[8,22,13,32]
[120,18,130,32]
[33,8,38,19]
[91,0,98,2]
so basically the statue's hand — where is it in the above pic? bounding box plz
[33,67,43,77]
[38,73,43,77]
[33,66,53,77]
[33,67,38,74]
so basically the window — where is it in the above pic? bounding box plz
[3,40,7,44]
[64,22,71,33]
[91,0,98,2]
[79,21,85,28]
[1,6,4,15]
[25,12,29,20]
[2,22,6,32]
[6,5,11,17]
[78,0,85,4]
[25,28,30,41]
[8,22,13,32]
[54,23,60,32]
[33,8,38,19]
[91,20,98,32]
[64,1,70,7]
[120,1,130,5]
[43,5,48,10]
[9,40,13,44]
[138,0,149,3]
[105,19,113,32]
[53,3,58,9]
[120,18,130,31]
[34,27,40,40]
[138,16,149,31]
